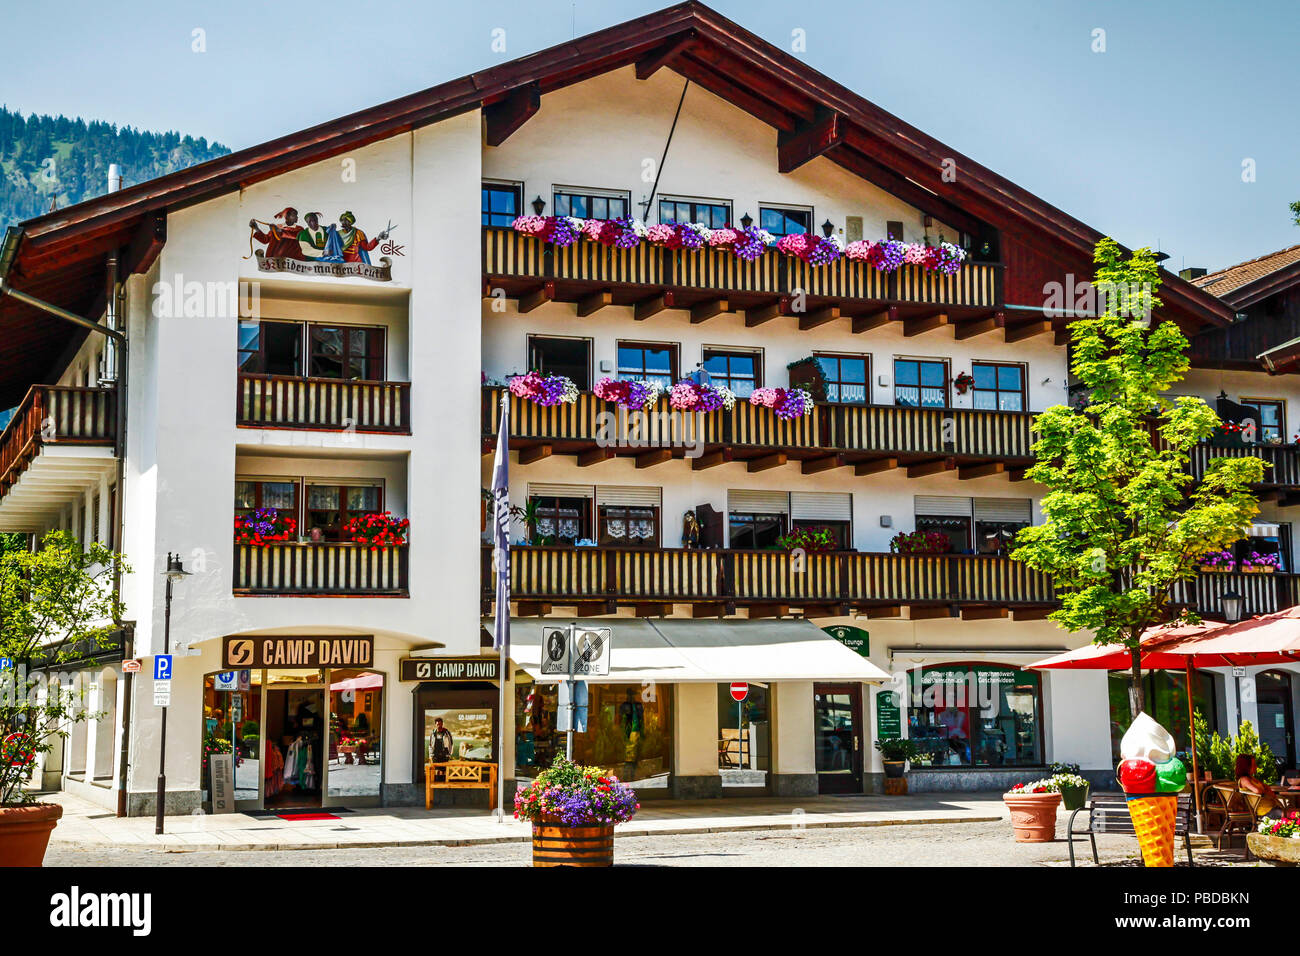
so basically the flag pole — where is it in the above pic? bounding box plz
[491,393,511,822]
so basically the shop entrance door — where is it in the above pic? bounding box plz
[1257,671,1295,769]
[264,686,326,809]
[814,683,863,793]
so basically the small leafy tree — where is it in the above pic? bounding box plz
[0,531,124,806]
[1013,240,1265,718]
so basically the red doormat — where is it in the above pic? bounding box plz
[275,812,340,821]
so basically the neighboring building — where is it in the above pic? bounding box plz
[0,3,1256,813]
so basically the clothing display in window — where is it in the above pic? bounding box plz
[283,736,317,790]
[264,739,285,798]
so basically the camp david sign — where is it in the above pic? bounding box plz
[223,635,374,669]
[399,657,500,682]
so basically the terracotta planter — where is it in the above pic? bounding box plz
[1247,832,1300,866]
[1003,792,1061,843]
[0,803,63,867]
[532,818,614,867]
[882,760,906,779]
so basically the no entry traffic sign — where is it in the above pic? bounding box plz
[730,681,748,702]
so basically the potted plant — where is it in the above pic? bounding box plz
[1,531,124,866]
[953,371,975,395]
[1248,811,1300,865]
[874,737,920,778]
[1003,778,1062,842]
[1050,764,1090,812]
[1240,552,1279,574]
[889,530,952,555]
[1198,550,1235,573]
[343,512,410,549]
[234,508,296,547]
[775,525,838,553]
[513,756,639,867]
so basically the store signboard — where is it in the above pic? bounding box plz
[876,689,902,739]
[822,625,869,658]
[400,657,500,682]
[210,754,235,814]
[223,635,373,669]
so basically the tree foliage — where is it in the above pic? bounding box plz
[0,531,125,805]
[1012,239,1265,715]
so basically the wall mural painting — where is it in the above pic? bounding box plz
[246,207,401,281]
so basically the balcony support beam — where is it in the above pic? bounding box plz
[747,603,789,620]
[777,110,845,174]
[634,291,674,321]
[692,449,730,470]
[690,297,729,324]
[802,454,845,475]
[1010,607,1052,621]
[518,281,555,314]
[954,311,1005,340]
[802,603,849,620]
[747,452,787,473]
[853,306,897,334]
[855,456,899,477]
[517,444,552,465]
[576,289,612,317]
[861,605,902,619]
[906,457,955,478]
[961,607,1008,621]
[903,311,949,337]
[483,83,541,147]
[744,298,784,327]
[691,602,732,618]
[1005,320,1053,343]
[517,601,552,617]
[909,605,956,620]
[958,461,1005,480]
[797,304,840,331]
[570,601,618,617]
[632,603,672,618]
[635,449,674,469]
[577,448,616,467]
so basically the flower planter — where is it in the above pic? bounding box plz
[1059,782,1090,812]
[1242,567,1275,574]
[531,818,615,867]
[1200,566,1235,573]
[1246,832,1300,866]
[0,803,63,867]
[882,760,907,779]
[1002,792,1061,843]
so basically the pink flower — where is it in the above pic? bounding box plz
[749,387,779,408]
[645,223,676,244]
[845,240,875,261]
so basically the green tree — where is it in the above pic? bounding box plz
[1013,239,1265,718]
[0,531,124,805]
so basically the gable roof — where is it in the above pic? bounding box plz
[0,1,1233,406]
[1193,244,1300,307]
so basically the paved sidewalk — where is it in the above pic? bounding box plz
[45,791,1007,852]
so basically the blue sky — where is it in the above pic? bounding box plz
[2,0,1295,271]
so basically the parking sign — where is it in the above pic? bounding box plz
[154,655,173,681]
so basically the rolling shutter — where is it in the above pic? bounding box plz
[527,483,594,499]
[728,490,790,515]
[790,492,852,522]
[973,498,1032,523]
[914,495,972,517]
[595,486,662,508]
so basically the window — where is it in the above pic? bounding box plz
[617,342,677,388]
[305,482,383,541]
[1240,399,1285,443]
[886,220,904,241]
[759,206,811,237]
[1108,671,1217,765]
[235,479,299,522]
[729,513,786,550]
[702,349,761,398]
[659,197,731,229]
[598,505,659,547]
[916,515,970,552]
[553,188,629,221]
[528,495,590,545]
[238,320,303,376]
[482,182,522,227]
[791,518,850,549]
[528,336,591,390]
[971,362,1025,411]
[909,664,1044,768]
[894,358,948,407]
[814,353,869,404]
[308,325,385,381]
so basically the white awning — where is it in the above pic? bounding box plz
[486,618,890,684]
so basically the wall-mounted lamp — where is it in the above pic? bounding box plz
[531,195,546,216]
[740,212,753,230]
[821,219,835,238]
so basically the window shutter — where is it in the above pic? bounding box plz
[790,492,852,522]
[527,483,594,499]
[973,498,1032,523]
[728,490,790,515]
[914,495,972,517]
[596,486,662,508]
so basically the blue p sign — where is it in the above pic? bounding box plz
[154,655,173,681]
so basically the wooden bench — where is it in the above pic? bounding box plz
[1067,792,1194,866]
[425,760,497,810]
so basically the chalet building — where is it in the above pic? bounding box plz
[0,3,1263,813]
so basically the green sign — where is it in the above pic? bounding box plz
[876,689,902,738]
[822,625,869,658]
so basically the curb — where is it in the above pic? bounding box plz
[51,813,1003,853]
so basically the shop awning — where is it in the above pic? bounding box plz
[485,617,890,684]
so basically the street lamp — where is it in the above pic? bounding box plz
[155,552,190,835]
[1221,589,1245,733]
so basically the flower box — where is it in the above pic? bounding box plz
[1241,566,1275,574]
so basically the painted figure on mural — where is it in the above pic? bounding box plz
[249,207,307,259]
[297,212,327,258]
[320,210,389,264]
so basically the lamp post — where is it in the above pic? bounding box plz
[155,552,190,835]
[1221,589,1244,732]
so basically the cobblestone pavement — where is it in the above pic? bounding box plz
[43,820,1256,867]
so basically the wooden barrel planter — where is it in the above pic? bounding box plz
[532,819,615,867]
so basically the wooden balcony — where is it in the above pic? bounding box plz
[1188,443,1300,503]
[482,386,1035,479]
[481,545,1056,618]
[237,373,411,434]
[481,226,1033,339]
[1170,570,1300,620]
[233,542,409,596]
[0,385,118,532]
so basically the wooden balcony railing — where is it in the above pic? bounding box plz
[482,387,1035,473]
[481,545,1056,612]
[483,226,1003,315]
[1188,443,1300,492]
[1170,570,1300,620]
[237,373,411,434]
[0,385,117,499]
[233,542,409,596]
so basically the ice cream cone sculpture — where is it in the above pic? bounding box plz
[1116,713,1187,868]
